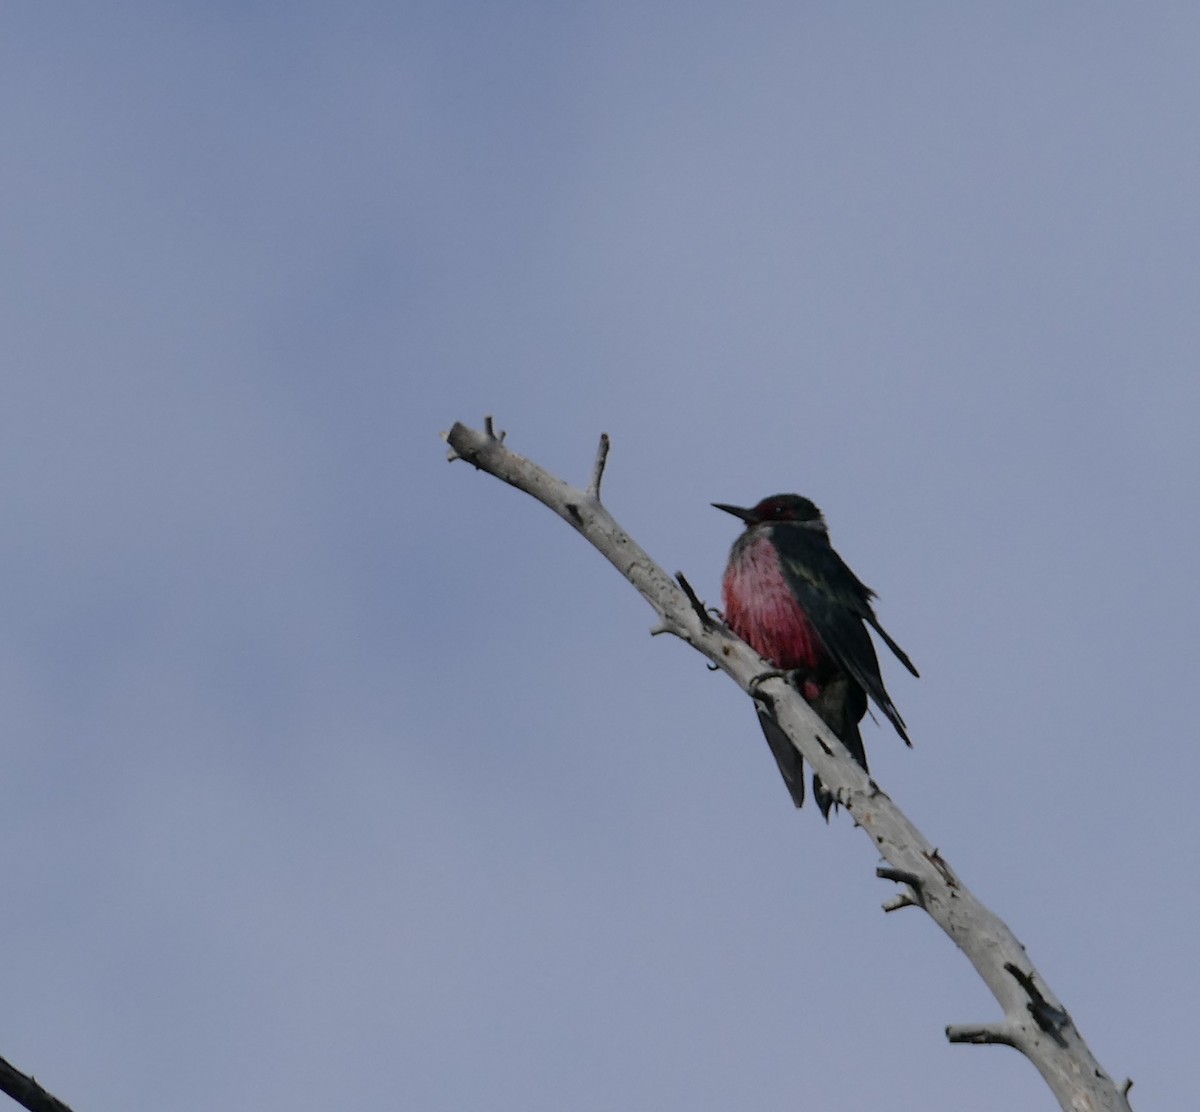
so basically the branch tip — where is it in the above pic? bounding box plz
[882,893,918,913]
[587,432,611,499]
[0,1052,78,1112]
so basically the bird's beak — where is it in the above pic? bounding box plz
[712,502,756,523]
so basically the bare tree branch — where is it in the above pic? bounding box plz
[443,417,1134,1112]
[0,1055,76,1112]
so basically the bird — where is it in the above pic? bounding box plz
[714,494,918,817]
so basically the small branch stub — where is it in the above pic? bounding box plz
[588,432,611,500]
[675,572,711,628]
[946,1023,1018,1048]
[877,864,923,890]
[882,892,918,913]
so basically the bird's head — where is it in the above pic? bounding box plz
[712,494,826,530]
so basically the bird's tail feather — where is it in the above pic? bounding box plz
[756,672,870,818]
[868,617,919,678]
[756,709,806,808]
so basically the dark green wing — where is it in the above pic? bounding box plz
[772,523,916,744]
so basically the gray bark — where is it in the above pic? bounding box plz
[444,417,1134,1112]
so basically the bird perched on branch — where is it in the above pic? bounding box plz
[714,494,918,817]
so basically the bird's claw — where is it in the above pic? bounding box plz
[748,668,791,693]
[749,667,817,695]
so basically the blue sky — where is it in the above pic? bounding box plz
[2,4,1196,1109]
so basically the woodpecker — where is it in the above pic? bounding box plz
[714,494,917,817]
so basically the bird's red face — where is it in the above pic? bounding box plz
[749,495,822,524]
[713,494,825,528]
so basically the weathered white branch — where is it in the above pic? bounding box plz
[443,418,1133,1112]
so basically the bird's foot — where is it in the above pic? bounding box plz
[748,668,791,693]
[750,668,822,706]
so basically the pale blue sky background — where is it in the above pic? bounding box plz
[2,4,1196,1109]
